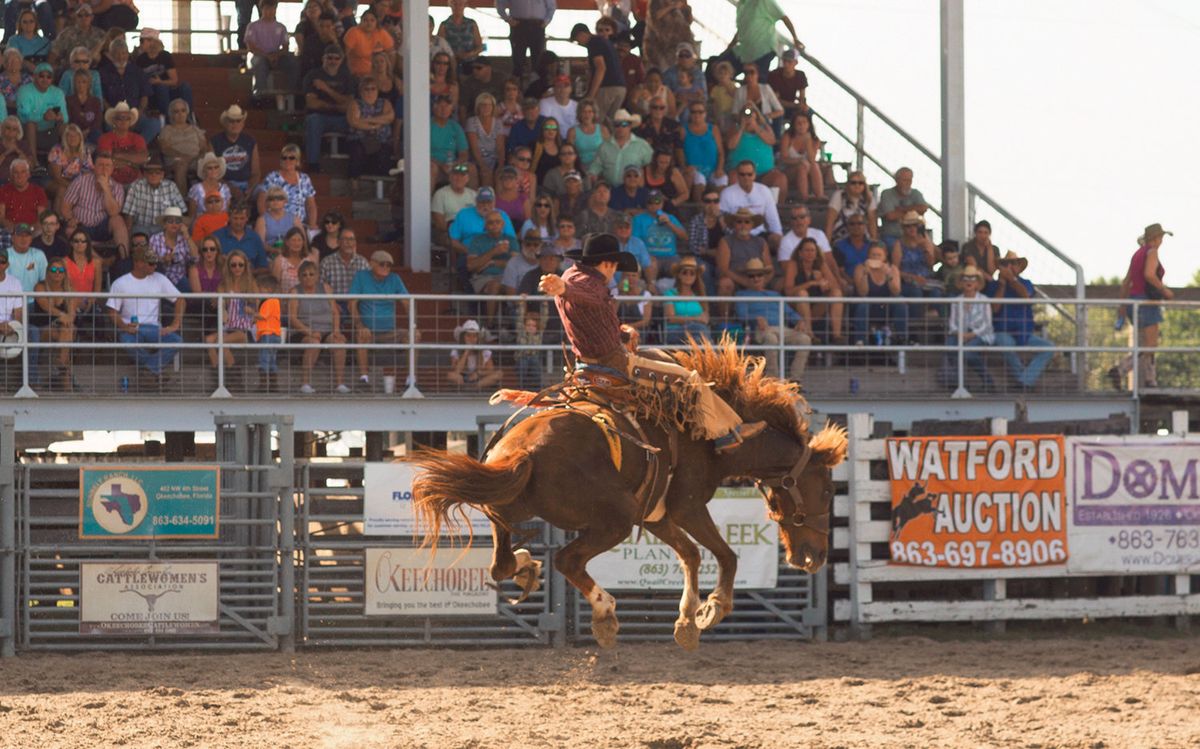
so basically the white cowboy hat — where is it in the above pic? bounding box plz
[196,152,227,181]
[612,108,642,127]
[453,319,484,342]
[219,104,246,124]
[0,319,23,360]
[159,206,184,224]
[103,101,139,128]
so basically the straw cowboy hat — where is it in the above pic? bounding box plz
[724,206,765,228]
[998,250,1028,274]
[959,265,987,283]
[159,206,184,224]
[0,319,23,360]
[900,210,925,226]
[565,233,640,272]
[671,255,704,276]
[219,104,247,124]
[612,108,642,127]
[742,258,770,276]
[103,101,138,128]
[453,319,486,342]
[1138,223,1173,244]
[196,152,227,180]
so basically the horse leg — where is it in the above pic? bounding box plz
[489,521,518,583]
[554,524,631,648]
[644,518,703,651]
[488,520,542,602]
[674,508,739,631]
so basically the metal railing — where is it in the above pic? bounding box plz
[0,290,1190,400]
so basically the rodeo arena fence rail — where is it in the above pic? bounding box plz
[0,293,1196,654]
[0,292,1192,399]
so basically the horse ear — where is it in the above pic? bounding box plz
[809,423,848,467]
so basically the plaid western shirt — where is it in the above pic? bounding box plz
[555,263,623,361]
[150,231,192,286]
[123,179,187,229]
[64,174,125,228]
[320,251,370,295]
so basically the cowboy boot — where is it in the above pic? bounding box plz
[713,421,768,454]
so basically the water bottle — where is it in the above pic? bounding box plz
[873,328,883,347]
[882,326,892,346]
[1114,315,1126,331]
[130,315,138,330]
[849,377,859,395]
[120,376,129,393]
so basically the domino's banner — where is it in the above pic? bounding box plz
[1067,439,1200,573]
[886,436,1068,568]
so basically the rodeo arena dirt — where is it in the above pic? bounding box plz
[3,0,1200,746]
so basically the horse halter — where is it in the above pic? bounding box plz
[754,442,830,535]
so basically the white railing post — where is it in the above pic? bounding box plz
[854,98,865,173]
[846,412,873,639]
[951,296,969,398]
[402,295,423,398]
[211,293,231,398]
[14,291,34,398]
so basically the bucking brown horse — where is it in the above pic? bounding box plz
[407,339,848,650]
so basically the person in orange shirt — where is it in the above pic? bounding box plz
[254,274,282,391]
[191,192,229,243]
[341,9,394,77]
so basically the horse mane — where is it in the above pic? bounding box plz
[672,336,810,442]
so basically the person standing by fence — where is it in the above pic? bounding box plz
[1111,223,1173,390]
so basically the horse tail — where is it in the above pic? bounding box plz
[407,449,533,551]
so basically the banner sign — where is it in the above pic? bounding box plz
[80,562,220,635]
[1067,439,1200,573]
[363,462,492,537]
[79,466,220,539]
[886,436,1068,568]
[589,489,779,590]
[364,547,497,616]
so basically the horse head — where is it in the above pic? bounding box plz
[757,422,848,573]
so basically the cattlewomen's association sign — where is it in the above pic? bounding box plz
[80,562,220,635]
[886,436,1068,568]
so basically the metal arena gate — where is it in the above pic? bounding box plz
[0,415,824,653]
[16,416,295,652]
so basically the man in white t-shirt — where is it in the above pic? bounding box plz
[431,163,477,246]
[719,161,783,250]
[777,204,831,262]
[106,246,185,383]
[0,252,24,333]
[538,75,578,132]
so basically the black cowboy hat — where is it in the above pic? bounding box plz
[566,233,640,273]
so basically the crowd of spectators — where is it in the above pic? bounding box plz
[0,0,1066,396]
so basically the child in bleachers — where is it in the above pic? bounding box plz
[255,274,282,391]
[191,192,229,243]
[514,303,544,390]
[935,242,964,297]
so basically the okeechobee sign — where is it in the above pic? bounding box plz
[1067,439,1200,573]
[363,462,491,536]
[80,562,220,635]
[364,547,497,616]
[589,489,779,590]
[886,436,1068,568]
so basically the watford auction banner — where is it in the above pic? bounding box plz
[886,436,1068,568]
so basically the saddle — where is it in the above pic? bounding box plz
[488,373,679,525]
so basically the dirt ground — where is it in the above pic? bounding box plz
[0,635,1197,748]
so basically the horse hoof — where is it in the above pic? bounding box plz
[592,613,619,648]
[695,599,726,631]
[674,620,700,651]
